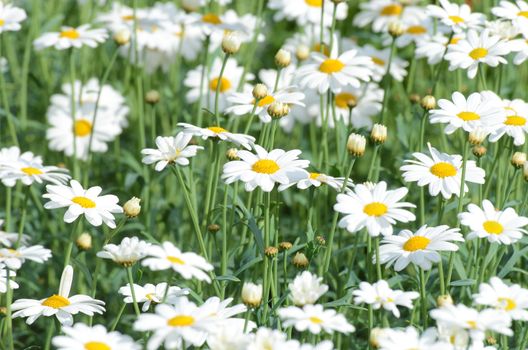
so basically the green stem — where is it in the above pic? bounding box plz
[380,39,396,124]
[4,267,13,350]
[214,53,230,125]
[0,37,18,146]
[126,267,141,316]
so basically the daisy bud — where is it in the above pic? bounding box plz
[468,127,487,145]
[409,93,421,104]
[511,152,526,168]
[421,95,436,110]
[279,241,293,251]
[486,336,497,345]
[371,124,387,144]
[226,148,239,160]
[369,327,387,348]
[275,49,292,68]
[472,145,487,158]
[436,294,453,307]
[267,101,290,119]
[252,83,268,100]
[241,282,263,308]
[296,44,310,61]
[113,29,131,46]
[388,21,405,37]
[0,306,6,315]
[123,197,141,218]
[208,224,221,233]
[222,32,241,55]
[265,246,278,257]
[316,235,326,246]
[346,96,357,109]
[76,232,92,250]
[292,252,309,268]
[347,133,366,157]
[145,90,160,105]
[181,0,200,12]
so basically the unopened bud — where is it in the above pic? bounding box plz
[511,152,526,168]
[76,233,92,250]
[226,148,239,160]
[347,133,366,157]
[0,306,6,315]
[222,32,241,54]
[486,336,497,345]
[421,95,436,110]
[468,127,487,145]
[371,124,387,144]
[113,29,131,46]
[208,224,221,233]
[267,101,290,119]
[437,294,453,307]
[524,162,528,181]
[252,84,268,100]
[181,0,200,12]
[472,145,486,158]
[275,49,292,68]
[145,90,160,105]
[315,235,326,246]
[123,197,141,218]
[292,252,309,268]
[370,327,387,348]
[241,282,262,308]
[388,21,405,37]
[296,44,310,61]
[279,241,293,251]
[265,246,278,257]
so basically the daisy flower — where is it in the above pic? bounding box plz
[96,236,151,266]
[378,225,464,271]
[429,91,505,134]
[352,280,419,318]
[0,220,29,247]
[12,265,105,326]
[0,3,26,33]
[288,271,328,306]
[459,199,528,245]
[201,296,247,324]
[391,18,437,48]
[119,282,189,312]
[508,31,528,64]
[415,33,465,65]
[222,144,309,192]
[492,0,528,30]
[43,180,123,228]
[248,328,298,350]
[377,327,450,350]
[334,181,416,237]
[473,277,528,320]
[295,47,374,94]
[354,0,425,33]
[34,24,108,50]
[0,265,19,293]
[427,0,485,33]
[445,29,510,79]
[52,323,140,350]
[178,123,255,150]
[206,323,253,350]
[278,304,355,334]
[359,44,408,82]
[141,133,204,171]
[279,171,354,192]
[487,96,528,146]
[0,245,52,270]
[268,0,348,26]
[142,241,213,283]
[400,143,486,199]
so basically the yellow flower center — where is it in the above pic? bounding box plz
[309,172,321,180]
[42,294,70,308]
[146,293,155,301]
[403,236,431,251]
[167,315,195,327]
[84,342,111,350]
[71,196,96,209]
[319,59,345,74]
[449,15,465,24]
[209,77,232,92]
[252,159,280,174]
[312,43,330,56]
[0,20,5,26]
[74,119,93,137]
[407,25,427,35]
[363,202,388,217]
[305,0,323,7]
[121,15,135,21]
[430,162,457,178]
[309,316,323,324]
[483,220,503,234]
[21,167,43,175]
[457,111,480,121]
[467,320,477,329]
[469,48,488,60]
[167,256,185,265]
[371,57,385,66]
[498,297,516,311]
[449,37,461,45]
[207,126,227,134]
[202,13,222,25]
[505,115,526,126]
[258,95,275,107]
[518,11,528,18]
[380,4,402,15]
[335,92,357,109]
[60,29,80,39]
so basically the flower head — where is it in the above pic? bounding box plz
[142,133,204,171]
[97,236,151,266]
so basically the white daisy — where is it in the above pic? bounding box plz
[141,133,204,171]
[12,265,105,326]
[43,180,123,228]
[34,24,108,50]
[486,95,528,146]
[473,277,528,321]
[52,323,140,350]
[288,271,328,306]
[429,91,505,134]
[354,0,425,33]
[334,181,416,237]
[508,31,528,64]
[268,0,348,26]
[247,327,298,350]
[278,304,355,334]
[0,245,52,270]
[119,282,189,312]
[0,3,26,33]
[96,236,151,266]
[178,123,255,150]
[359,44,408,82]
[378,225,464,271]
[391,17,438,48]
[0,265,19,293]
[352,280,419,318]
[206,322,253,350]
[0,220,29,247]
[459,199,528,245]
[427,0,485,33]
[377,327,450,350]
[142,241,214,283]
[279,171,354,192]
[400,143,486,199]
[492,0,528,30]
[415,33,466,65]
[201,296,247,324]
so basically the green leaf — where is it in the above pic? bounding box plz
[450,279,476,287]
[216,275,241,282]
[498,246,528,278]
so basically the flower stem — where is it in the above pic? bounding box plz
[380,39,396,124]
[4,267,14,350]
[214,53,230,125]
[0,37,18,147]
[126,267,141,316]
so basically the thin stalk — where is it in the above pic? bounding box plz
[197,36,211,127]
[0,37,18,146]
[126,267,141,316]
[214,53,230,125]
[4,267,13,350]
[380,39,396,124]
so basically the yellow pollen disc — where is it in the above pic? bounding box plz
[380,4,402,15]
[0,19,5,26]
[146,293,155,301]
[467,320,477,329]
[457,111,480,121]
[71,196,96,209]
[449,37,460,45]
[335,92,357,109]
[167,256,185,265]
[42,294,70,309]
[469,48,488,60]
[407,25,427,35]
[209,77,232,93]
[167,315,195,327]
[312,43,330,56]
[207,126,227,134]
[202,13,222,25]
[60,29,80,39]
[483,220,503,235]
[309,172,321,180]
[430,162,457,178]
[309,316,323,324]
[403,236,431,252]
[449,15,465,24]
[252,159,280,174]
[505,115,526,126]
[84,342,111,350]
[121,15,135,21]
[258,95,275,107]
[498,297,516,311]
[371,57,385,66]
[21,167,43,175]
[74,119,92,137]
[319,59,345,74]
[363,202,388,217]
[518,11,528,18]
[305,0,323,7]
